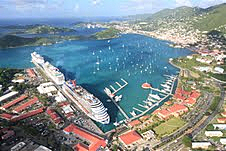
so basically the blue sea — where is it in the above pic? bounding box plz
[0,19,193,132]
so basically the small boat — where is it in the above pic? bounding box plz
[106,99,111,102]
[108,40,111,43]
[142,82,152,89]
[148,94,161,100]
[161,84,170,89]
[130,110,136,116]
[113,122,120,127]
[115,95,122,102]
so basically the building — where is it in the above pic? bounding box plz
[0,91,18,103]
[11,142,26,151]
[37,82,57,95]
[0,95,28,110]
[26,68,36,78]
[1,130,15,140]
[141,129,155,140]
[13,97,39,113]
[192,142,211,149]
[220,138,226,145]
[217,118,226,124]
[168,104,189,117]
[214,67,224,74]
[46,108,64,128]
[213,124,226,130]
[119,130,142,149]
[11,107,45,122]
[0,113,14,120]
[221,112,226,117]
[63,124,106,151]
[34,145,52,151]
[157,109,171,119]
[205,131,223,137]
[128,120,142,127]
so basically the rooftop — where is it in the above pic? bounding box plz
[119,130,142,145]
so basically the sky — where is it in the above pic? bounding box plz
[0,0,226,18]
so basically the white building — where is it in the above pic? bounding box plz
[37,82,57,94]
[34,145,52,151]
[205,131,223,137]
[55,91,66,102]
[187,56,193,59]
[220,138,226,145]
[192,142,211,149]
[194,66,211,72]
[213,124,226,130]
[0,91,18,102]
[214,67,224,74]
[11,142,26,151]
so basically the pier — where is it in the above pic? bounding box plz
[138,104,149,109]
[110,97,129,119]
[111,78,128,95]
[133,107,144,113]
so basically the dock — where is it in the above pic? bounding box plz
[138,104,149,109]
[112,79,128,95]
[133,107,144,113]
[110,97,129,119]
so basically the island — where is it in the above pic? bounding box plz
[92,27,120,40]
[0,35,84,49]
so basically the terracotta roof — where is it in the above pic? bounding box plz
[11,107,45,122]
[185,98,196,105]
[119,130,142,145]
[46,108,63,125]
[221,112,226,117]
[139,115,149,121]
[128,120,141,127]
[64,124,106,151]
[1,95,28,110]
[157,109,171,119]
[190,90,201,99]
[168,104,188,113]
[217,118,226,123]
[165,101,173,105]
[26,69,36,78]
[0,113,14,120]
[73,143,89,151]
[13,97,38,113]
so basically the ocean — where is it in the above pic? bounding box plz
[0,22,193,132]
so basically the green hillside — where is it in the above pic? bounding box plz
[193,3,226,32]
[93,28,120,40]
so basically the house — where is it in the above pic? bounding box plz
[221,112,226,117]
[217,118,226,124]
[128,120,141,127]
[213,124,226,130]
[205,131,223,137]
[119,130,142,149]
[168,104,189,117]
[13,97,39,113]
[192,142,211,149]
[157,109,171,120]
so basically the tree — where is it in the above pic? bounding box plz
[182,135,192,148]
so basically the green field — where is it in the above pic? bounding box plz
[153,117,186,137]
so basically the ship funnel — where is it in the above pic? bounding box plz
[72,80,76,87]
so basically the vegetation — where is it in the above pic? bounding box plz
[209,96,221,112]
[0,68,22,91]
[0,34,83,49]
[182,135,192,147]
[24,25,75,34]
[153,118,186,137]
[93,27,120,40]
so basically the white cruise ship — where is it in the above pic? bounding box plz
[31,52,65,85]
[43,62,65,85]
[62,80,110,124]
[31,52,45,65]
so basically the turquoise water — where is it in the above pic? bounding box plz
[0,34,193,132]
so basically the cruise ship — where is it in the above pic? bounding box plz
[31,52,65,85]
[62,80,110,124]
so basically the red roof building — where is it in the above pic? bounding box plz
[221,112,226,118]
[157,109,171,120]
[13,97,39,113]
[0,95,28,110]
[64,124,106,151]
[1,130,15,140]
[190,90,201,100]
[46,108,64,128]
[217,118,226,124]
[139,115,150,121]
[168,104,188,117]
[0,113,14,120]
[26,68,36,78]
[128,120,141,127]
[184,98,196,107]
[11,107,45,122]
[119,130,142,148]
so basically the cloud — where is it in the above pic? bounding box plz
[74,4,80,12]
[92,0,102,5]
[175,0,192,7]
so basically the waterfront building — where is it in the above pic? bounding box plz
[128,120,142,128]
[205,131,223,137]
[37,82,57,95]
[217,118,226,124]
[220,138,226,145]
[119,130,143,149]
[63,124,107,151]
